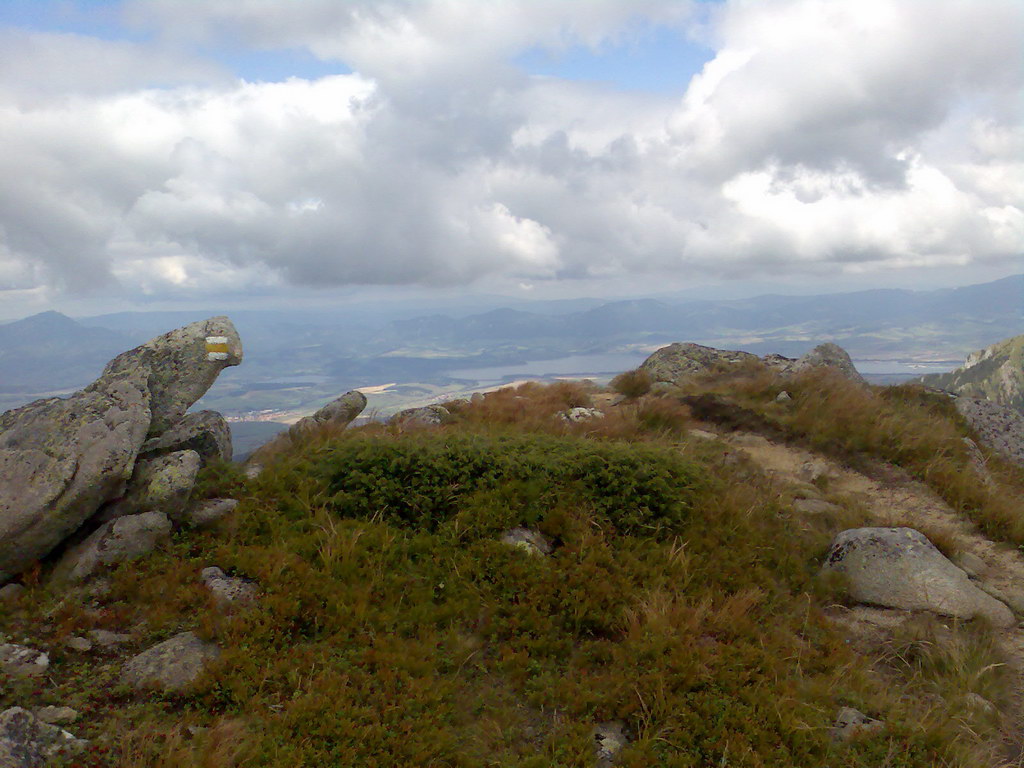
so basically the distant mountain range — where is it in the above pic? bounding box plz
[1,274,1021,417]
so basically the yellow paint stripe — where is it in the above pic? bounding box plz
[205,342,230,354]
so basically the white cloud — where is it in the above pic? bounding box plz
[0,0,1020,307]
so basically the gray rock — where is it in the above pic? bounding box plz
[185,498,239,528]
[99,316,242,437]
[822,527,1014,626]
[0,584,24,602]
[962,692,997,716]
[592,720,628,767]
[830,707,884,741]
[558,407,605,423]
[500,528,553,557]
[953,551,988,579]
[140,410,232,465]
[61,510,172,582]
[288,390,368,437]
[762,353,797,372]
[100,450,200,523]
[640,342,759,384]
[392,405,451,427]
[65,636,92,653]
[955,397,1024,468]
[32,707,78,726]
[798,460,832,484]
[0,644,49,678]
[201,567,258,608]
[0,707,86,766]
[792,498,840,515]
[87,629,132,648]
[121,631,220,692]
[790,343,866,384]
[775,391,792,403]
[0,367,151,583]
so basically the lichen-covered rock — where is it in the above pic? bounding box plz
[790,342,866,384]
[185,498,239,528]
[32,707,78,726]
[87,629,132,648]
[201,567,258,608]
[592,721,628,767]
[830,707,884,741]
[640,343,759,384]
[0,707,86,767]
[954,397,1024,467]
[288,390,367,436]
[558,407,605,423]
[0,368,151,582]
[822,527,1014,626]
[0,644,49,678]
[61,510,172,582]
[99,316,242,436]
[140,410,232,465]
[121,631,220,692]
[100,450,200,523]
[392,405,451,427]
[499,528,553,557]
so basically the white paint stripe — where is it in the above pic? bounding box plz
[207,352,229,361]
[205,336,229,344]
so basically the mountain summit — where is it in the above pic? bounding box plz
[922,334,1024,410]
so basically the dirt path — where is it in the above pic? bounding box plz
[698,427,1024,760]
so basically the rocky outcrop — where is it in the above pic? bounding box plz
[99,316,242,436]
[822,527,1014,626]
[790,342,866,384]
[100,450,200,523]
[558,407,605,423]
[640,343,759,383]
[0,317,242,585]
[121,631,220,692]
[0,707,86,766]
[921,333,1024,410]
[0,368,151,583]
[61,510,172,582]
[639,341,864,385]
[140,410,232,465]
[954,396,1024,467]
[392,404,451,427]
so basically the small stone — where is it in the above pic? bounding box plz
[65,636,93,652]
[962,692,997,716]
[34,706,79,725]
[592,720,628,767]
[0,583,24,602]
[558,407,605,424]
[798,460,832,484]
[186,498,239,528]
[201,567,259,608]
[244,463,263,480]
[0,643,50,677]
[792,498,840,515]
[121,631,220,692]
[88,629,133,647]
[499,528,553,557]
[830,707,884,741]
[687,429,718,440]
[775,391,792,403]
[0,707,87,764]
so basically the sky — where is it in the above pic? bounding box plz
[0,0,1021,319]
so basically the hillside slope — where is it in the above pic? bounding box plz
[3,369,1024,766]
[922,334,1024,410]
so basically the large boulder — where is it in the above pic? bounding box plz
[121,631,220,692]
[289,390,367,436]
[99,316,242,436]
[391,404,451,427]
[640,343,759,384]
[790,343,866,384]
[99,450,200,523]
[140,410,232,465]
[0,368,151,583]
[954,396,1024,467]
[0,707,86,767]
[822,527,1014,626]
[60,511,172,582]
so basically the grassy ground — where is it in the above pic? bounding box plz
[0,372,1016,766]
